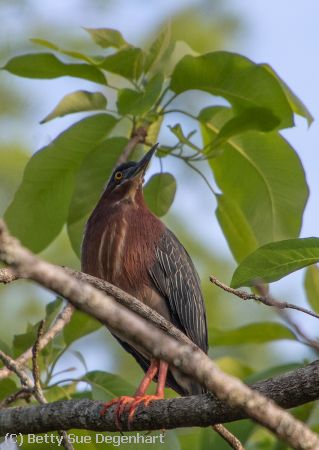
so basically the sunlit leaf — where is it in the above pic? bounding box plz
[201,107,308,263]
[63,310,101,346]
[262,63,314,126]
[13,328,37,357]
[82,371,135,401]
[3,53,106,85]
[99,47,144,80]
[209,322,296,346]
[30,38,94,63]
[117,73,163,115]
[144,173,177,217]
[231,238,319,288]
[67,137,128,256]
[215,356,253,379]
[5,114,117,252]
[171,52,294,129]
[40,90,107,123]
[215,194,258,262]
[304,265,319,314]
[85,28,130,49]
[144,24,172,72]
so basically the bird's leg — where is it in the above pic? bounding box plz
[127,360,168,426]
[99,359,159,429]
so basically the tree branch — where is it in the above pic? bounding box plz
[0,221,319,450]
[210,275,319,320]
[1,360,319,434]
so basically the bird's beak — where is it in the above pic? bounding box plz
[132,143,158,179]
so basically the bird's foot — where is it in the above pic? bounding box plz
[100,394,163,430]
[127,394,163,427]
[100,396,136,430]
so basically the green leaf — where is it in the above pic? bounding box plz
[117,73,163,115]
[209,322,296,346]
[99,47,144,80]
[5,114,117,252]
[304,265,319,314]
[67,137,128,256]
[82,370,135,401]
[201,107,308,262]
[144,25,172,72]
[13,328,37,357]
[0,379,17,397]
[215,356,253,379]
[231,238,319,288]
[3,53,106,85]
[144,173,177,217]
[214,107,280,144]
[85,28,130,49]
[30,38,94,64]
[63,310,101,345]
[171,52,294,129]
[168,123,198,150]
[40,90,107,123]
[262,63,314,126]
[215,194,259,262]
[245,362,303,384]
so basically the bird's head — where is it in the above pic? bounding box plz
[103,143,158,204]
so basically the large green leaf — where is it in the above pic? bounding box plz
[231,238,319,288]
[85,28,131,49]
[117,73,163,115]
[67,137,128,256]
[170,52,294,129]
[63,310,101,345]
[144,173,177,217]
[40,90,107,123]
[99,48,144,80]
[215,194,258,262]
[201,107,308,262]
[2,53,106,85]
[5,114,117,252]
[82,370,135,401]
[304,265,319,314]
[209,322,296,346]
[262,63,314,126]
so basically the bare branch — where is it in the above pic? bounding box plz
[32,320,47,404]
[1,360,319,434]
[0,350,33,389]
[212,424,244,450]
[210,275,319,320]
[1,221,319,449]
[115,126,147,166]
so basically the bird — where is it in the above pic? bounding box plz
[81,143,208,427]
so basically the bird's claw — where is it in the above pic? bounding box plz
[100,394,163,430]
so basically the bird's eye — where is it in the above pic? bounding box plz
[114,171,123,182]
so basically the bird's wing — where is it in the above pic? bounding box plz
[149,228,208,354]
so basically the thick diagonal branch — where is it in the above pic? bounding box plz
[0,220,318,450]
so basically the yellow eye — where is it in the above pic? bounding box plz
[114,171,123,182]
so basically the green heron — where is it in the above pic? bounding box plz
[81,143,208,427]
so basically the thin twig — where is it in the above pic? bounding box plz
[32,320,47,404]
[115,126,147,166]
[213,424,244,450]
[0,350,33,389]
[209,275,319,320]
[0,388,32,409]
[279,310,319,353]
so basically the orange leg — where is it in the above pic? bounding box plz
[100,360,167,430]
[127,360,168,425]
